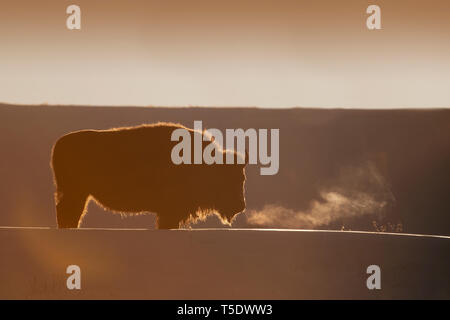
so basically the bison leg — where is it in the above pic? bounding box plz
[56,190,88,228]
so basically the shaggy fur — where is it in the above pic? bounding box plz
[51,122,247,228]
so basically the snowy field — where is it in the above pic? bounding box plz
[0,228,448,299]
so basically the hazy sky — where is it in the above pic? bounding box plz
[1,0,449,108]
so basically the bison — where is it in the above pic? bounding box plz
[51,122,247,228]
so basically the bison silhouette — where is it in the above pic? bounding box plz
[51,122,247,228]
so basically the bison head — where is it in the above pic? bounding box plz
[205,149,248,224]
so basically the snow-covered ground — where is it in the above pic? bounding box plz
[0,228,448,299]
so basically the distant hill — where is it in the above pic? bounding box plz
[0,104,449,235]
